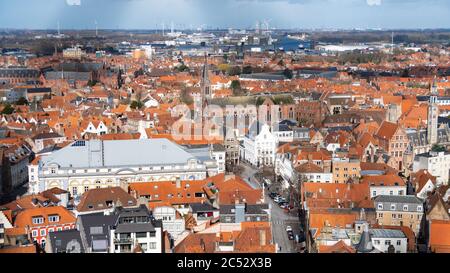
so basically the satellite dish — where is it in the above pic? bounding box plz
[66,239,82,253]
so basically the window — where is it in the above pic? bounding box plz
[378,213,383,218]
[374,240,380,245]
[48,228,54,233]
[32,217,44,225]
[372,191,377,197]
[385,240,391,246]
[390,204,396,211]
[57,227,62,232]
[149,242,157,249]
[40,229,46,236]
[149,231,156,237]
[32,230,38,237]
[84,186,89,192]
[48,215,60,223]
[403,205,408,211]
[396,240,401,246]
[136,232,147,238]
[72,187,77,196]
[140,243,148,251]
[377,204,383,210]
[417,206,423,212]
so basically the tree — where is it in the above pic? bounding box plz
[431,144,446,152]
[16,97,29,105]
[223,54,228,63]
[283,68,294,79]
[1,104,14,115]
[180,88,193,105]
[227,66,242,76]
[87,79,98,87]
[176,64,189,72]
[218,64,230,73]
[242,66,253,74]
[130,100,144,110]
[230,80,244,96]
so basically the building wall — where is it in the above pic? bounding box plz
[413,152,450,185]
[372,237,407,253]
[30,223,76,246]
[370,186,407,199]
[375,205,423,235]
[110,227,162,253]
[153,206,185,241]
[332,159,361,184]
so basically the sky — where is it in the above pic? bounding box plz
[0,0,450,30]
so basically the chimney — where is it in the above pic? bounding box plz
[176,177,181,189]
[307,154,313,163]
[146,112,150,121]
[259,230,266,247]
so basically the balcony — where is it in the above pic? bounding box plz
[114,237,132,244]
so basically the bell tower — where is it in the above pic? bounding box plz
[427,77,439,145]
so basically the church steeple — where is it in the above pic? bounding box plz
[428,76,439,145]
[200,53,211,107]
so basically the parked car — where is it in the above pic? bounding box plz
[286,226,293,232]
[279,202,289,209]
[288,233,294,240]
[269,192,278,199]
[275,197,286,203]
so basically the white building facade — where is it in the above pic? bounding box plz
[241,123,279,167]
[413,151,450,185]
[32,139,216,197]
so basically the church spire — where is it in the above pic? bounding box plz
[200,53,211,108]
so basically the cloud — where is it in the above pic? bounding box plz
[66,0,81,5]
[367,0,382,5]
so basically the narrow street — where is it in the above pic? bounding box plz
[266,193,301,253]
[238,162,301,253]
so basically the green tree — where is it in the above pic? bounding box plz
[227,66,242,76]
[1,104,14,115]
[283,68,294,79]
[180,88,193,105]
[130,100,144,109]
[176,64,189,72]
[431,144,446,152]
[242,66,253,74]
[16,97,29,105]
[230,80,244,96]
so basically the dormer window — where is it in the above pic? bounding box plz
[390,204,396,211]
[377,204,383,210]
[32,216,44,225]
[417,206,423,212]
[403,205,408,211]
[48,214,60,223]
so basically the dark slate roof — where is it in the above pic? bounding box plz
[27,87,51,94]
[114,223,156,233]
[45,71,91,81]
[190,202,218,213]
[374,195,423,204]
[57,62,103,72]
[239,73,285,81]
[32,132,63,140]
[78,212,116,252]
[356,230,374,253]
[0,68,40,78]
[220,204,269,215]
[48,229,84,253]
